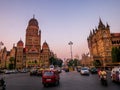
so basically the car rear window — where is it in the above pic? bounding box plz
[81,68,88,70]
[43,71,54,76]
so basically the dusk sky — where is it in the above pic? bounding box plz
[0,0,120,60]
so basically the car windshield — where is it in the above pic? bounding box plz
[43,71,54,76]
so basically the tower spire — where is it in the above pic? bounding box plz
[99,17,103,25]
[98,17,105,29]
[33,14,35,19]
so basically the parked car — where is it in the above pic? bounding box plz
[111,66,120,82]
[4,70,11,74]
[0,70,4,74]
[76,66,81,72]
[42,70,60,87]
[80,67,90,75]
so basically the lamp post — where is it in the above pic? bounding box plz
[68,41,73,60]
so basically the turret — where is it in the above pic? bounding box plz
[98,18,105,30]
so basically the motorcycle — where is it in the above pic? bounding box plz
[100,74,108,86]
[0,78,6,90]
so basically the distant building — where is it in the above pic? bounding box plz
[80,53,91,67]
[0,47,7,68]
[87,19,120,67]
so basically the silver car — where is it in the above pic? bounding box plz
[80,67,90,75]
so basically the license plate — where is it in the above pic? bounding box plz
[46,79,51,81]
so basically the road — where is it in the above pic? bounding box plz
[2,71,120,90]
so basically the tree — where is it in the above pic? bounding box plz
[93,60,102,67]
[49,57,57,65]
[49,57,63,67]
[9,57,15,69]
[111,47,120,63]
[56,59,63,67]
[73,59,79,66]
[67,59,74,67]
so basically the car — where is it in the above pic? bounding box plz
[76,66,81,72]
[30,68,37,76]
[89,67,98,74]
[37,68,44,76]
[0,70,4,74]
[49,65,54,70]
[4,70,11,74]
[80,67,90,75]
[42,70,60,87]
[111,66,120,82]
[55,67,62,73]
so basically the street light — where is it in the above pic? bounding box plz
[68,41,73,60]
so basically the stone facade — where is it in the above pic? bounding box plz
[80,53,92,67]
[87,19,120,67]
[16,40,24,69]
[25,17,41,68]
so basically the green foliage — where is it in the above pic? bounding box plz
[67,59,74,67]
[67,59,80,67]
[73,59,79,66]
[9,57,15,69]
[8,64,14,70]
[112,47,120,63]
[49,57,63,67]
[93,60,102,67]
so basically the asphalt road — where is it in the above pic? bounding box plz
[2,71,120,90]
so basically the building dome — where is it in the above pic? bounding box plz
[28,17,38,27]
[42,41,49,49]
[17,39,24,46]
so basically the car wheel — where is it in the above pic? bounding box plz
[44,84,47,87]
[111,76,114,82]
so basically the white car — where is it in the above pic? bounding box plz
[111,67,120,82]
[80,67,90,75]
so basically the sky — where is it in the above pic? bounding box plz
[0,0,120,60]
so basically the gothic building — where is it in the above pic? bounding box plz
[0,17,53,69]
[87,19,120,67]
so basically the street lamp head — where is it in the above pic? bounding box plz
[68,41,73,45]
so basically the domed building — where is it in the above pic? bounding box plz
[40,41,51,67]
[0,16,53,69]
[25,16,51,68]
